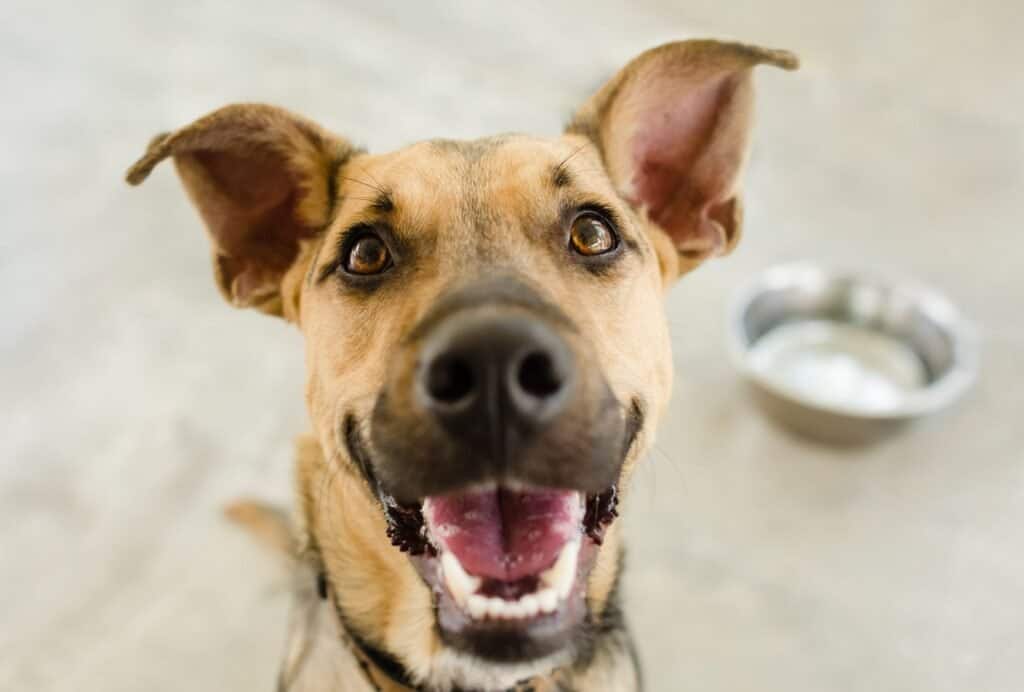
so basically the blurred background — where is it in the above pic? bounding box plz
[2,1,1021,690]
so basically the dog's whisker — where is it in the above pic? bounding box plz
[339,174,387,196]
[554,143,588,183]
[360,167,389,195]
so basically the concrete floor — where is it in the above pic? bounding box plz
[2,1,1022,690]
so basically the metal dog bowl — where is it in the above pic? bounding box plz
[728,262,977,444]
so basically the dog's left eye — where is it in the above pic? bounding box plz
[569,212,618,256]
[344,232,392,275]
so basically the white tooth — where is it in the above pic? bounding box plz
[486,597,507,619]
[467,594,488,620]
[537,587,558,613]
[519,594,540,618]
[441,552,481,607]
[570,491,585,523]
[540,538,580,600]
[506,600,526,619]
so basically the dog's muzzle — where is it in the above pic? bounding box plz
[357,277,637,662]
[371,278,626,503]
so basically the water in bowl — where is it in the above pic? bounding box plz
[747,320,927,414]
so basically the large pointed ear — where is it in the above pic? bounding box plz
[126,104,356,318]
[567,40,798,278]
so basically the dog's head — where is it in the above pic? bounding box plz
[129,40,795,689]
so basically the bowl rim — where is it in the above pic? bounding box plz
[727,261,979,420]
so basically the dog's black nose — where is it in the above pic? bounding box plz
[418,313,575,442]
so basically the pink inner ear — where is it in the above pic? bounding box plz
[190,148,314,304]
[194,148,297,248]
[627,73,739,256]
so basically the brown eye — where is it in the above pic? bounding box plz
[569,213,618,256]
[344,233,392,275]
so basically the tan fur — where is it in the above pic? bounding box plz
[127,39,797,691]
[224,499,295,557]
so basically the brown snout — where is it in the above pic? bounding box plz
[368,278,627,504]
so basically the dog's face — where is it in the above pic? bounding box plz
[304,135,667,674]
[128,40,795,689]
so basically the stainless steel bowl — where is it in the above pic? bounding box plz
[728,262,978,444]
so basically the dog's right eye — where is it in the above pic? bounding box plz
[343,232,392,276]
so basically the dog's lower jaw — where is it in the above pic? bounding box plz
[407,521,636,691]
[427,650,573,691]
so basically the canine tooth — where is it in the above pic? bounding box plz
[537,587,557,613]
[467,594,488,620]
[540,538,580,600]
[441,552,481,607]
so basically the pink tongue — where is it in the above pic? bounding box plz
[425,487,580,581]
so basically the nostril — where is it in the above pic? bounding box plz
[426,356,475,405]
[516,351,563,399]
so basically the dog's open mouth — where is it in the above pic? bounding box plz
[355,385,642,661]
[380,483,618,660]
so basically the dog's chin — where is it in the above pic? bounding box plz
[381,482,619,665]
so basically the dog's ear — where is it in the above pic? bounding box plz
[126,104,356,318]
[568,40,798,278]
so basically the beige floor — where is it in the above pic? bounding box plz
[2,1,1022,690]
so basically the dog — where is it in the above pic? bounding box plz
[126,39,796,691]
